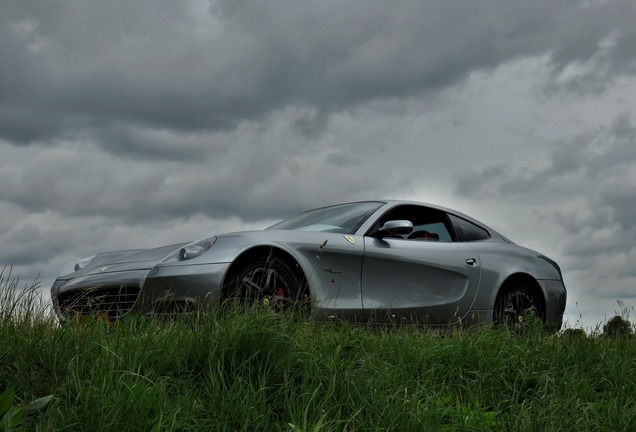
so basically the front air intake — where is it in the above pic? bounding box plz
[57,285,140,320]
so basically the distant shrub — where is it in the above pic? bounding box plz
[560,328,587,340]
[603,315,633,338]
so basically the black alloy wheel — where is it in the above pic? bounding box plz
[230,257,304,312]
[495,283,545,328]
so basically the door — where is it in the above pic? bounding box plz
[361,237,480,324]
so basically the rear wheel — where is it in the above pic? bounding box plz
[494,282,544,328]
[225,256,306,312]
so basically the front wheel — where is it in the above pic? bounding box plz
[225,256,307,313]
[494,283,544,328]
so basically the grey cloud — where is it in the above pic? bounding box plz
[547,20,636,93]
[0,223,74,266]
[94,123,221,161]
[614,264,636,279]
[562,235,633,259]
[454,165,508,197]
[456,114,636,200]
[325,152,362,167]
[293,110,330,140]
[454,114,636,258]
[601,187,636,235]
[553,202,613,236]
[0,109,413,223]
[2,0,635,153]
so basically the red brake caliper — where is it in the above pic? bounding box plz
[275,288,284,297]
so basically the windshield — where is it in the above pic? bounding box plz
[267,202,384,234]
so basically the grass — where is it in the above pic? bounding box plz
[2,274,636,431]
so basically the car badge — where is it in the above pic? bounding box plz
[100,266,109,272]
[344,236,355,245]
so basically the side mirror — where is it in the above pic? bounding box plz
[377,220,413,237]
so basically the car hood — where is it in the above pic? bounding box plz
[77,242,190,276]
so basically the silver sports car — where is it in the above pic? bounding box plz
[51,200,566,328]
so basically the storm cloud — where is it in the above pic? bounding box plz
[2,0,635,148]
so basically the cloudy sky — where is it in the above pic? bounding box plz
[2,0,635,330]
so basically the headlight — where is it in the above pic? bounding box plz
[60,254,97,276]
[178,238,215,261]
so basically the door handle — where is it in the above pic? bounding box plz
[465,258,477,267]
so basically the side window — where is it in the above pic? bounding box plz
[448,214,490,242]
[367,205,454,242]
[410,222,452,242]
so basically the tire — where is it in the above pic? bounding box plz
[494,282,545,328]
[224,256,306,312]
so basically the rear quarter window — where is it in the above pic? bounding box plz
[449,214,490,242]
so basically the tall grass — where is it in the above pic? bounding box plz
[2,277,636,431]
[0,268,48,325]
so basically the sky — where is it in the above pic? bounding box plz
[1,0,636,330]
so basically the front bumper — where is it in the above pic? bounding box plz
[51,262,232,320]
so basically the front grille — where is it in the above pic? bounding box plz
[58,285,140,320]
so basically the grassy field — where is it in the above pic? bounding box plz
[2,274,636,431]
